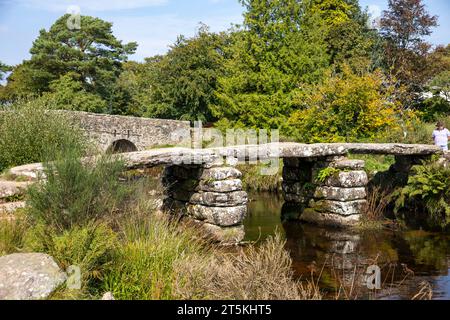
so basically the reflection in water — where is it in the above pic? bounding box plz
[245,192,450,300]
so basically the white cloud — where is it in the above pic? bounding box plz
[16,0,168,12]
[368,4,381,19]
[367,4,382,29]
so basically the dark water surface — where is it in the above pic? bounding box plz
[244,192,450,300]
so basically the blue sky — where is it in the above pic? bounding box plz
[0,0,449,66]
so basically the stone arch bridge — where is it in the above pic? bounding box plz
[9,142,443,244]
[62,111,192,152]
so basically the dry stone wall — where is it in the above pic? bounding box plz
[282,156,369,228]
[162,163,247,244]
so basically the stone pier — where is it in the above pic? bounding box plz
[162,162,248,244]
[282,156,369,228]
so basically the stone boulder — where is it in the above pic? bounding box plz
[309,199,367,216]
[0,202,26,215]
[202,223,245,245]
[0,253,67,300]
[300,209,360,228]
[316,171,369,188]
[314,187,367,202]
[330,159,365,170]
[0,181,31,200]
[187,205,247,227]
[200,167,242,181]
[199,179,243,193]
[190,191,248,207]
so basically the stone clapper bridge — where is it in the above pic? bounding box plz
[10,137,442,244]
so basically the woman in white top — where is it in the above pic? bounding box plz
[432,121,450,152]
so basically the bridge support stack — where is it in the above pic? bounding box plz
[163,162,248,244]
[372,155,432,189]
[282,156,369,228]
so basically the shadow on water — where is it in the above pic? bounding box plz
[245,192,450,300]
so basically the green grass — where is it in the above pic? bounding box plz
[0,211,30,256]
[238,162,283,192]
[348,154,395,174]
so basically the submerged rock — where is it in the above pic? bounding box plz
[0,253,67,300]
[300,209,360,228]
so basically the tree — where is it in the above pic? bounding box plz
[38,73,107,113]
[112,61,153,117]
[380,0,438,104]
[30,15,136,96]
[212,0,330,130]
[306,0,381,73]
[2,14,137,111]
[144,25,227,122]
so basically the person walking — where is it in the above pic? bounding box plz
[432,121,450,152]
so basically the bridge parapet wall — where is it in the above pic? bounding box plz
[61,111,191,152]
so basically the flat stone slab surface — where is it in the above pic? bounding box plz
[0,253,67,300]
[187,204,247,227]
[6,143,442,179]
[314,187,367,202]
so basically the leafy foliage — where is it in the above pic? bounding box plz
[316,167,341,183]
[394,162,450,229]
[285,67,401,142]
[380,0,439,105]
[144,26,226,122]
[25,222,117,288]
[0,15,137,114]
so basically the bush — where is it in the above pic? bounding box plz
[285,68,402,143]
[0,99,86,172]
[418,96,450,123]
[26,152,132,231]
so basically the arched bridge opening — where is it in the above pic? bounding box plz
[107,139,138,154]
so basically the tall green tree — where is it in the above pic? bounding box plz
[143,25,227,122]
[1,15,137,112]
[212,0,330,130]
[306,0,381,73]
[28,14,137,97]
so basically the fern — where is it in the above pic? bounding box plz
[316,167,341,183]
[393,162,450,228]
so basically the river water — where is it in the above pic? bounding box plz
[244,192,450,300]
